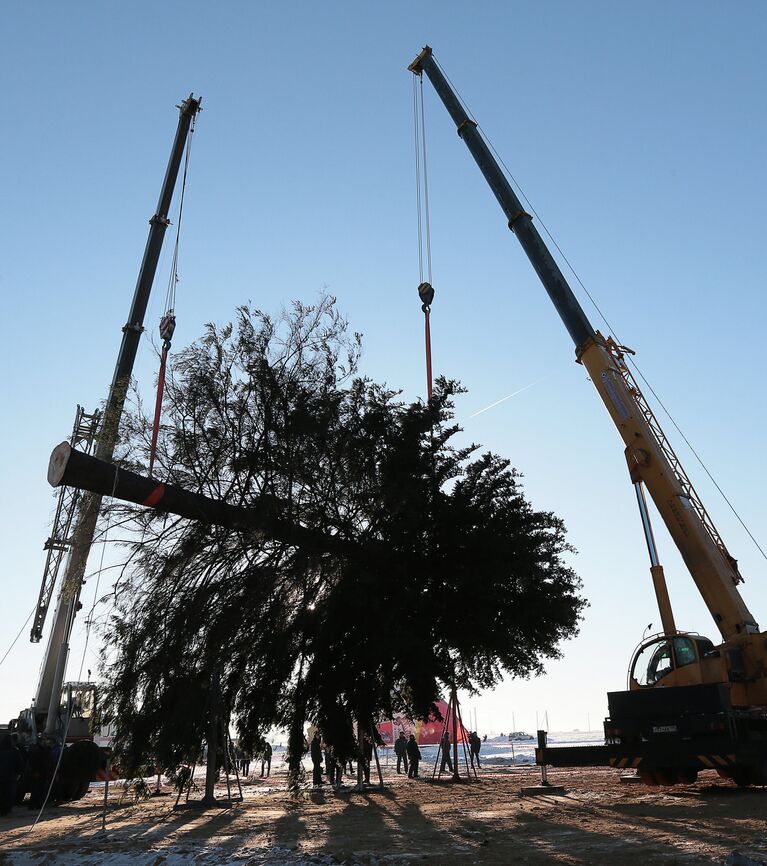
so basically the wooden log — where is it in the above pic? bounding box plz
[47,442,341,553]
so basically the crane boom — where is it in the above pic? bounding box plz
[34,95,201,737]
[408,47,758,646]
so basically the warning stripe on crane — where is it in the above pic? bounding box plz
[609,754,736,770]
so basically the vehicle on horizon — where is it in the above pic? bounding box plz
[508,732,535,743]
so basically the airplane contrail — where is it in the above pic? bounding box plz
[468,377,547,418]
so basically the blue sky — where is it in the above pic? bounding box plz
[1,2,766,734]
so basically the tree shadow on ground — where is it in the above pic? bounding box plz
[273,804,309,850]
[508,808,723,865]
[545,786,760,860]
[136,803,241,844]
[322,792,448,861]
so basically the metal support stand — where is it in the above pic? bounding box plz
[98,755,111,837]
[538,729,548,786]
[175,672,242,809]
[521,730,565,796]
[431,686,477,783]
[371,728,385,789]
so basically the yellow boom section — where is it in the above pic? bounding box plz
[578,332,758,644]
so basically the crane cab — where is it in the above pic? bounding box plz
[60,682,97,742]
[629,633,723,690]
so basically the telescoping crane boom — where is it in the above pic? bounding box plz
[409,46,767,786]
[11,95,201,802]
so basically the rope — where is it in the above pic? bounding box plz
[0,606,36,670]
[413,75,436,401]
[163,113,195,315]
[419,75,432,286]
[432,57,766,563]
[413,75,424,284]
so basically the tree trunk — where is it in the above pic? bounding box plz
[202,669,221,806]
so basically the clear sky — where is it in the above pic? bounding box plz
[1,1,766,735]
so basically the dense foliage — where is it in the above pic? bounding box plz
[100,297,585,786]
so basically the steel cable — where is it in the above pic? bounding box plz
[431,57,766,562]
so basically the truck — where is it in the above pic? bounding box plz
[408,46,767,786]
[7,94,201,802]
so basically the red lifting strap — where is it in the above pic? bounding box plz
[424,307,433,401]
[148,346,168,477]
[148,313,176,477]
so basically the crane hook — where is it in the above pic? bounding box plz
[418,281,435,312]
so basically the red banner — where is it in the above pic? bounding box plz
[377,700,469,746]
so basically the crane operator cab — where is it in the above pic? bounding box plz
[629,634,720,689]
[59,682,97,741]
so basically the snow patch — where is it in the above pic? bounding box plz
[4,847,420,866]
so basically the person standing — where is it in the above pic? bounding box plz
[240,748,251,778]
[310,732,323,786]
[470,731,482,768]
[394,731,409,775]
[406,734,421,779]
[325,744,341,788]
[439,730,454,774]
[260,742,272,778]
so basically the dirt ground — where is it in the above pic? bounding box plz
[1,760,765,865]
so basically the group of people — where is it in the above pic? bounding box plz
[233,740,272,779]
[437,729,483,773]
[247,722,516,793]
[393,731,423,778]
[393,728,483,779]
[308,729,433,787]
[309,731,377,787]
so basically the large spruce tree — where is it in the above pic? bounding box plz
[100,296,585,785]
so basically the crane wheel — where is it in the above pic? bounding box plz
[717,766,756,787]
[56,740,102,802]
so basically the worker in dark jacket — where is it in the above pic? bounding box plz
[0,735,25,816]
[440,730,454,774]
[406,734,421,779]
[470,731,482,768]
[394,731,409,775]
[310,732,323,786]
[260,741,272,778]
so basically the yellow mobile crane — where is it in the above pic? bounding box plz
[409,46,767,786]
